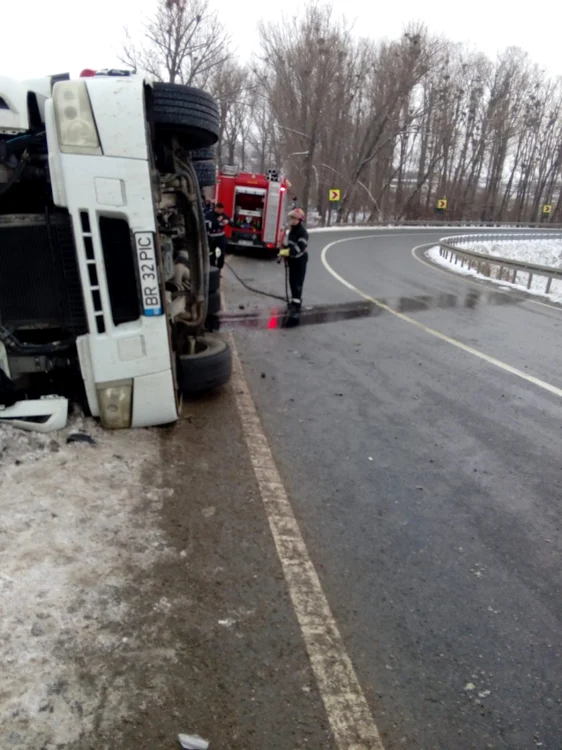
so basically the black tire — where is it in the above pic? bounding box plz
[191,146,216,161]
[208,267,220,294]
[193,159,216,187]
[205,313,221,333]
[178,336,232,394]
[207,290,221,315]
[151,83,220,149]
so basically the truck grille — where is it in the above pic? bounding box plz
[0,213,87,333]
[99,217,140,326]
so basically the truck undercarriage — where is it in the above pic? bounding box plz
[0,72,230,430]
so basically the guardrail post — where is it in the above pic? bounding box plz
[437,233,562,295]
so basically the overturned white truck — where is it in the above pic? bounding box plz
[0,69,230,431]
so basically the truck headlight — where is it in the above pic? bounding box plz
[96,379,133,429]
[53,80,101,155]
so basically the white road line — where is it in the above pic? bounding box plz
[227,333,385,750]
[410,242,562,314]
[321,234,562,400]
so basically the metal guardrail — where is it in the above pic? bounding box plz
[438,233,562,294]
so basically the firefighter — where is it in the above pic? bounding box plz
[206,202,230,270]
[203,196,213,215]
[278,208,309,325]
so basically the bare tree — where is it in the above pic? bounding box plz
[121,0,230,86]
[336,26,442,221]
[257,4,356,213]
[120,0,562,225]
[207,58,251,164]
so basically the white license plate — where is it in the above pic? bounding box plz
[237,240,254,246]
[134,232,162,316]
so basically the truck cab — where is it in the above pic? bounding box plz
[0,70,231,431]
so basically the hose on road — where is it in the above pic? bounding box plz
[225,259,289,304]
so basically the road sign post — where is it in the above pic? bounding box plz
[327,189,341,227]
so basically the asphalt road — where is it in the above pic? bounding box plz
[224,228,562,750]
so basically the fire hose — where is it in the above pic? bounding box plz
[224,259,289,304]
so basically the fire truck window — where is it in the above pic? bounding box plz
[234,192,265,234]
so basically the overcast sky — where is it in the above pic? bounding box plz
[3,0,562,80]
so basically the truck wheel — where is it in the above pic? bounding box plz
[178,336,232,395]
[208,267,220,294]
[191,146,216,161]
[150,83,220,149]
[207,290,221,315]
[205,313,221,333]
[194,159,216,187]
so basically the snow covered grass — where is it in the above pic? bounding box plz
[309,225,395,233]
[447,237,562,268]
[0,416,174,748]
[427,238,562,305]
[308,224,485,234]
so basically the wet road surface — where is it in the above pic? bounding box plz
[224,229,562,749]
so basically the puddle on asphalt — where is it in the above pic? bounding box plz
[221,288,522,330]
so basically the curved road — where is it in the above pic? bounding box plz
[226,229,562,750]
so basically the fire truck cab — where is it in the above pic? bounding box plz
[215,167,289,253]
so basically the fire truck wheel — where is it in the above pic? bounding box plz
[208,267,220,294]
[193,159,216,187]
[178,336,232,395]
[191,146,216,161]
[207,290,221,315]
[150,83,220,149]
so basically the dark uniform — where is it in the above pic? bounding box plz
[285,222,309,310]
[206,208,230,270]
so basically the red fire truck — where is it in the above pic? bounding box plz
[215,167,290,253]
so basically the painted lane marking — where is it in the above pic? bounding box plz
[228,333,385,750]
[316,227,562,315]
[321,234,562,400]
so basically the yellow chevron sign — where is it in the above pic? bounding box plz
[437,199,448,210]
[543,204,552,214]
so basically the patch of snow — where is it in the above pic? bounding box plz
[308,224,488,234]
[308,224,548,234]
[448,237,562,268]
[426,244,562,306]
[0,415,172,748]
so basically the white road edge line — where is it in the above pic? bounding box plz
[321,234,562,400]
[227,332,385,750]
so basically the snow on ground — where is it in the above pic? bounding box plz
[309,225,394,232]
[308,224,487,233]
[446,236,562,268]
[427,238,562,305]
[0,415,174,748]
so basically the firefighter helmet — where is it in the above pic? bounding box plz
[288,208,305,221]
